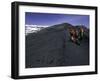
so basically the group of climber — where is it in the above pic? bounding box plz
[68,27,84,45]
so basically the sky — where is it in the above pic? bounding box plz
[25,12,89,28]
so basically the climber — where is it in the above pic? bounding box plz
[68,28,80,45]
[78,27,84,41]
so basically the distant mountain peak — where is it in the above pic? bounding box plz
[52,23,73,27]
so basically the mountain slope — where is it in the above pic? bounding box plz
[25,23,89,68]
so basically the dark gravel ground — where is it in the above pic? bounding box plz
[25,23,89,68]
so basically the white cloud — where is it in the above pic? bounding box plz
[25,24,49,35]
